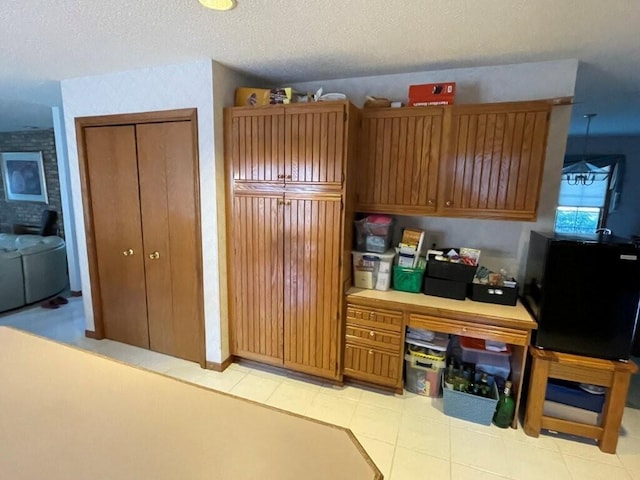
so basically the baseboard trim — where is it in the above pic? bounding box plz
[70,291,82,297]
[85,330,101,339]
[206,356,234,372]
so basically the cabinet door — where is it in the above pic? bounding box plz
[357,108,444,214]
[285,104,345,189]
[442,102,550,220]
[83,126,149,349]
[137,121,203,363]
[343,343,402,388]
[283,194,342,379]
[229,191,284,364]
[226,107,286,186]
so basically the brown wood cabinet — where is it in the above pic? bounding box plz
[225,102,358,380]
[357,108,445,215]
[76,110,204,364]
[343,305,405,392]
[441,101,551,220]
[346,289,538,428]
[356,100,552,220]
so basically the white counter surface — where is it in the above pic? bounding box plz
[0,327,380,480]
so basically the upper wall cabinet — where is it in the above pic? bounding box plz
[355,101,552,221]
[226,103,346,191]
[441,101,551,220]
[356,108,445,215]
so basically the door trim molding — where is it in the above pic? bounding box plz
[75,108,206,365]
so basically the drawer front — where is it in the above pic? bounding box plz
[345,324,402,352]
[409,313,529,346]
[346,305,403,333]
[343,342,402,388]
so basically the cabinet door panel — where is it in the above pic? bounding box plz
[84,126,149,348]
[343,343,401,388]
[137,121,203,363]
[230,192,284,363]
[285,105,345,188]
[283,195,342,378]
[357,108,443,214]
[443,103,550,219]
[226,107,286,185]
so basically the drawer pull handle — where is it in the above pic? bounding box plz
[370,313,376,320]
[462,327,468,332]
[369,331,375,337]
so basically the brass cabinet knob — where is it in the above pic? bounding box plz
[427,199,435,206]
[446,200,452,207]
[368,349,373,355]
[148,251,160,260]
[277,174,285,179]
[369,331,375,337]
[122,248,134,256]
[370,313,376,320]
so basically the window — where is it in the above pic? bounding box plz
[554,165,610,234]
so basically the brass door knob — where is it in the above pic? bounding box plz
[369,331,375,337]
[445,200,452,207]
[122,249,134,256]
[148,251,160,260]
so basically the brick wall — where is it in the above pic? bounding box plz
[0,129,64,237]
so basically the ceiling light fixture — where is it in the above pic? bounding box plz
[562,113,609,186]
[198,0,236,10]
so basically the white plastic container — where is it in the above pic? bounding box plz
[352,250,396,291]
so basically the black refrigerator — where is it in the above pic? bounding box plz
[523,231,640,361]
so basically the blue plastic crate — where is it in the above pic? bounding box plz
[443,382,499,426]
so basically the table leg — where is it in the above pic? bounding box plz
[524,355,549,438]
[599,370,632,453]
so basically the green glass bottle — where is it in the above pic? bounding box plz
[492,381,515,428]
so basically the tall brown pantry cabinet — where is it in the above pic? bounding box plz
[76,110,204,364]
[225,102,358,380]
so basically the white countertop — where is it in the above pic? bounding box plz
[347,287,536,326]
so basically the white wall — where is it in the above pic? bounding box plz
[61,60,223,360]
[210,61,266,361]
[290,59,578,283]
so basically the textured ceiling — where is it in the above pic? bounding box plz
[1,0,639,135]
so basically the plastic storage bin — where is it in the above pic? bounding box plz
[469,281,518,306]
[352,250,395,291]
[423,276,467,300]
[443,381,499,425]
[404,345,446,397]
[393,265,426,293]
[355,216,395,253]
[460,337,511,380]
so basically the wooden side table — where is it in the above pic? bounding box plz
[524,346,638,453]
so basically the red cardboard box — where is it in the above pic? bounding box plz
[408,82,456,106]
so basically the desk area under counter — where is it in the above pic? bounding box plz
[344,288,538,428]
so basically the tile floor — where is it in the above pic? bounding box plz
[2,297,640,480]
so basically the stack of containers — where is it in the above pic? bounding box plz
[423,248,480,300]
[352,215,395,291]
[404,328,449,397]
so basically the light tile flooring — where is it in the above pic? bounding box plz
[2,297,640,480]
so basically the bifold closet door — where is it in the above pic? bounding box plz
[136,121,202,363]
[84,126,149,348]
[229,191,284,364]
[283,194,342,379]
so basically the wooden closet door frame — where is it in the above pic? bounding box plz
[75,108,206,366]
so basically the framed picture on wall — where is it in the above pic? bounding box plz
[0,151,49,203]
